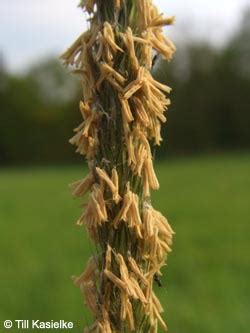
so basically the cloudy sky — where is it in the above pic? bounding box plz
[1,0,250,72]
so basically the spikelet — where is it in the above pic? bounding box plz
[143,155,160,192]
[123,79,144,100]
[72,256,97,287]
[128,257,148,285]
[129,276,148,303]
[100,63,126,85]
[142,202,155,238]
[77,184,108,229]
[126,298,135,330]
[91,184,108,223]
[126,132,136,166]
[133,96,150,126]
[118,94,134,123]
[113,183,132,227]
[104,269,127,292]
[70,173,94,197]
[103,22,124,54]
[122,27,139,72]
[83,281,98,314]
[95,167,121,203]
[69,102,100,158]
[150,15,176,27]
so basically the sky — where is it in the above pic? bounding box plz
[1,0,250,72]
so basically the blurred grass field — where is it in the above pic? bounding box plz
[0,153,249,333]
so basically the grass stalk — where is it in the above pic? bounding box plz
[62,0,176,331]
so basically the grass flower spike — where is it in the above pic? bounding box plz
[62,0,175,331]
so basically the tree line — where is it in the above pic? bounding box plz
[1,10,249,165]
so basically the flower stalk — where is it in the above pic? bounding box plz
[62,0,175,332]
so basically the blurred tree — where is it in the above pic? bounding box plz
[154,43,220,156]
[26,58,79,106]
[215,9,250,148]
[0,59,82,165]
[1,8,250,165]
[153,8,250,157]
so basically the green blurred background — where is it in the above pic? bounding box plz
[0,1,250,332]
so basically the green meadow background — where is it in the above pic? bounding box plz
[1,5,250,333]
[0,153,249,332]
